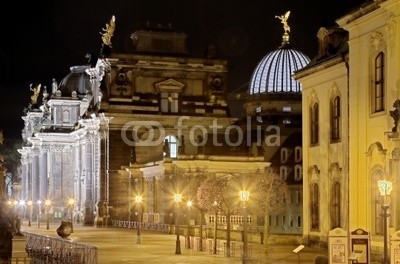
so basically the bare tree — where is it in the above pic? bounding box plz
[250,171,289,246]
[196,174,240,257]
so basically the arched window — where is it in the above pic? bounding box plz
[281,148,289,163]
[311,183,319,229]
[310,102,319,145]
[163,135,177,158]
[294,165,302,181]
[331,182,341,229]
[372,52,385,113]
[331,96,341,141]
[295,146,302,162]
[280,166,288,181]
[62,110,70,124]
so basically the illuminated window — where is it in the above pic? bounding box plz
[281,148,288,163]
[280,166,288,181]
[294,165,302,181]
[163,135,177,158]
[295,146,302,162]
[161,91,179,113]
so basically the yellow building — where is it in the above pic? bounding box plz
[295,0,400,260]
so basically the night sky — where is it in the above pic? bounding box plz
[0,0,366,139]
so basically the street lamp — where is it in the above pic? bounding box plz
[27,201,33,227]
[378,180,392,264]
[135,195,142,244]
[68,198,75,232]
[45,199,51,230]
[186,200,192,249]
[37,200,42,228]
[239,190,250,264]
[174,193,182,255]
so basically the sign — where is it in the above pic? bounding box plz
[350,229,370,264]
[391,230,400,264]
[329,228,348,264]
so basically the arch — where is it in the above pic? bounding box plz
[308,165,320,175]
[365,141,387,157]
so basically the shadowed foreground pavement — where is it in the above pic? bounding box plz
[15,222,328,263]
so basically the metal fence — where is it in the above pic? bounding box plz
[23,232,98,264]
[111,220,169,233]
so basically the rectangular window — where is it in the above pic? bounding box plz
[160,91,179,113]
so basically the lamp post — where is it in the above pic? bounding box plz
[45,199,51,230]
[378,180,392,264]
[68,198,75,233]
[186,200,192,249]
[175,193,182,255]
[37,200,42,228]
[239,190,250,264]
[27,201,33,227]
[126,169,132,223]
[135,195,142,244]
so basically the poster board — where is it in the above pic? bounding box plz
[329,228,348,264]
[350,228,370,264]
[391,230,400,264]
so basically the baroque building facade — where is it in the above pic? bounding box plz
[17,14,309,240]
[295,0,400,259]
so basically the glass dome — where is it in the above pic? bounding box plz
[249,44,310,94]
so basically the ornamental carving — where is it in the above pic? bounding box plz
[369,31,386,55]
[392,148,400,161]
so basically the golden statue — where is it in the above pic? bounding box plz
[100,15,116,46]
[275,11,291,34]
[30,83,41,105]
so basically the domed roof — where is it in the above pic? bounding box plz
[249,44,310,94]
[58,65,91,97]
[249,11,310,95]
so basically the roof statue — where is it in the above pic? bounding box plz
[30,83,41,105]
[100,15,116,47]
[275,11,291,44]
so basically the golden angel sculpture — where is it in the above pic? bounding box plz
[100,15,116,47]
[275,11,291,34]
[30,83,42,105]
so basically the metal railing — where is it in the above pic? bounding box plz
[111,220,169,233]
[23,232,98,264]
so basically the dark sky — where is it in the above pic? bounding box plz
[0,0,365,139]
